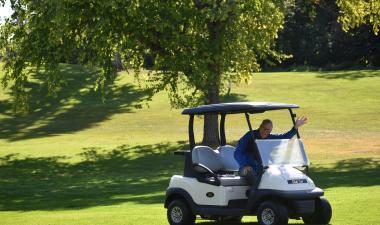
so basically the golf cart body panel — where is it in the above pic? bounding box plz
[168,176,249,206]
[259,165,315,191]
[165,102,332,225]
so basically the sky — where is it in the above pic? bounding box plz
[0,0,12,23]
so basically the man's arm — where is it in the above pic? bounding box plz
[268,127,297,139]
[268,117,308,139]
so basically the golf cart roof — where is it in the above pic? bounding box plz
[182,102,299,115]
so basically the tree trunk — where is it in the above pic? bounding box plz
[114,52,123,71]
[202,85,220,148]
[202,3,226,148]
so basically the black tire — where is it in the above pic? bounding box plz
[167,200,196,225]
[302,198,332,224]
[257,200,288,225]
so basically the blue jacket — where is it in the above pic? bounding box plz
[233,127,297,171]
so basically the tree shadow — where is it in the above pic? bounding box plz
[0,141,378,212]
[220,93,248,103]
[195,222,301,225]
[0,141,187,211]
[316,70,380,80]
[309,158,380,189]
[0,64,149,141]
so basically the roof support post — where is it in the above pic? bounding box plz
[183,114,197,177]
[289,109,300,138]
[245,113,253,133]
[220,114,226,146]
[189,115,195,150]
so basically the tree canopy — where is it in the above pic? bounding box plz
[337,0,380,35]
[0,0,289,105]
[0,0,290,146]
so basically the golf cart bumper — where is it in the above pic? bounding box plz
[281,188,324,216]
[268,187,324,200]
[249,188,324,215]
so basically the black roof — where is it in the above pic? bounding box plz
[182,102,299,115]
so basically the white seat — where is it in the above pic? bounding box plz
[192,145,248,186]
[218,145,240,172]
[192,146,223,172]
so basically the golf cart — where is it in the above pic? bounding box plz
[164,102,332,225]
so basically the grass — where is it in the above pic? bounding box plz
[0,63,379,224]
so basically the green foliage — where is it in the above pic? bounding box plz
[0,1,138,110]
[135,0,290,106]
[0,0,290,111]
[337,0,380,35]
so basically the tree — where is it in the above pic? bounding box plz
[337,0,380,35]
[273,0,380,69]
[0,0,290,147]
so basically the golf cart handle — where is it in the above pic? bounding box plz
[174,150,190,155]
[192,163,221,186]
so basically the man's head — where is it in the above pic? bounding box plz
[259,119,273,139]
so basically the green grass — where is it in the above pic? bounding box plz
[0,63,379,224]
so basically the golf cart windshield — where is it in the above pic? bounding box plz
[256,139,309,167]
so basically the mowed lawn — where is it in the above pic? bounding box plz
[0,64,379,225]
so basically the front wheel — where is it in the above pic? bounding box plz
[167,200,196,225]
[257,200,288,225]
[302,198,332,224]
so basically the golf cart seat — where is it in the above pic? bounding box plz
[218,145,240,172]
[192,146,248,186]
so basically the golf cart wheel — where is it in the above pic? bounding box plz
[167,200,195,225]
[302,198,332,224]
[257,200,288,225]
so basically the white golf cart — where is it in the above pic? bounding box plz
[164,102,332,225]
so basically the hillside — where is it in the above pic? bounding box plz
[0,63,379,224]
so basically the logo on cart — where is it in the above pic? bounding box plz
[287,179,307,184]
[206,192,214,198]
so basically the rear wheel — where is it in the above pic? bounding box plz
[302,198,332,224]
[167,200,196,225]
[257,200,288,225]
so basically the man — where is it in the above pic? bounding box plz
[234,117,307,190]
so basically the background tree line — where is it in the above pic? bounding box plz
[265,0,380,70]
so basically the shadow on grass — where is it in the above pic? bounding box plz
[0,142,187,211]
[0,64,149,141]
[0,144,378,211]
[316,70,380,80]
[220,93,248,103]
[309,158,380,189]
[196,222,301,225]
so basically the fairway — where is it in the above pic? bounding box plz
[0,64,379,225]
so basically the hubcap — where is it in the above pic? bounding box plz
[262,208,275,225]
[171,206,183,223]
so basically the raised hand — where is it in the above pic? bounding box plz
[295,116,308,129]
